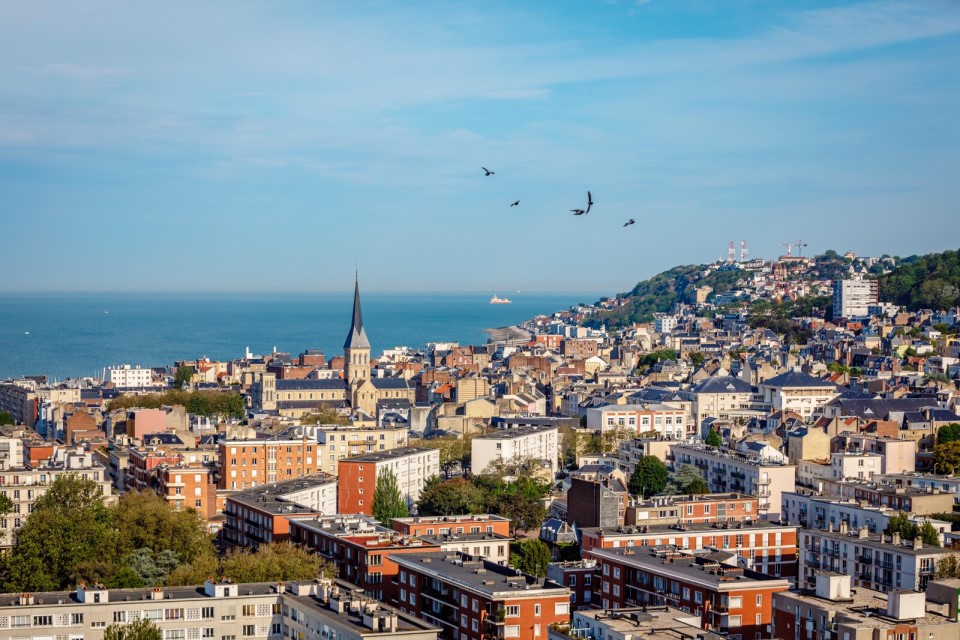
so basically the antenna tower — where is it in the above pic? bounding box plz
[741,240,748,262]
[728,241,735,262]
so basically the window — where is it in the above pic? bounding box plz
[535,604,541,616]
[756,594,762,606]
[12,615,28,628]
[242,625,256,637]
[203,630,215,638]
[568,575,577,587]
[202,607,215,619]
[555,603,569,615]
[165,608,185,620]
[165,631,186,640]
[33,615,54,626]
[114,612,128,623]
[504,625,521,638]
[72,613,84,624]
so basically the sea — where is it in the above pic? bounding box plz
[0,291,597,381]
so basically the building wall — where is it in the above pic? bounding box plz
[471,427,558,477]
[219,439,321,490]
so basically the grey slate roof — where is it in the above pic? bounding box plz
[343,277,371,350]
[690,375,753,394]
[370,378,410,390]
[762,370,836,389]
[276,379,347,391]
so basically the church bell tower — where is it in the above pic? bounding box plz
[343,275,371,387]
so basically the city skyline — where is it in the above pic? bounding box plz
[2,1,959,293]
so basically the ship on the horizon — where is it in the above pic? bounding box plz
[490,295,512,304]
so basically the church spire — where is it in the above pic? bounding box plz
[343,274,370,350]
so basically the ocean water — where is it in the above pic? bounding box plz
[0,292,594,381]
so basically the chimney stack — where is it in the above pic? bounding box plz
[913,536,922,550]
[892,532,901,546]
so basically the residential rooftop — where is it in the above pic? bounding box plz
[339,446,437,463]
[389,552,569,597]
[226,474,337,512]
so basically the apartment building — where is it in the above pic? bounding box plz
[585,404,688,440]
[773,573,960,640]
[0,448,113,550]
[470,425,559,478]
[316,424,408,476]
[0,381,39,427]
[832,433,916,474]
[155,462,216,518]
[104,364,154,388]
[218,427,323,490]
[670,443,796,519]
[581,520,799,578]
[624,493,761,528]
[682,376,755,427]
[338,447,440,515]
[223,475,338,549]
[546,560,598,611]
[391,514,512,538]
[833,277,879,319]
[799,522,952,593]
[0,578,440,640]
[850,483,955,515]
[289,514,441,602]
[590,545,790,639]
[390,551,572,640]
[759,370,838,419]
[554,606,726,640]
[780,491,933,535]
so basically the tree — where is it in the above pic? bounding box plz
[302,409,349,426]
[665,464,708,495]
[220,542,336,583]
[688,352,707,369]
[629,456,669,497]
[0,493,12,541]
[417,477,486,516]
[103,618,163,640]
[919,521,942,547]
[936,553,960,579]
[510,539,551,578]
[933,441,960,476]
[938,424,960,446]
[111,491,214,566]
[173,365,194,390]
[3,473,117,592]
[0,411,13,425]
[705,427,722,448]
[126,548,182,586]
[885,511,919,540]
[372,468,408,526]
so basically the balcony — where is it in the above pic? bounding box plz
[822,547,841,558]
[857,555,873,565]
[919,566,935,576]
[878,560,894,570]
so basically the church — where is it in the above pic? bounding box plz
[255,278,415,418]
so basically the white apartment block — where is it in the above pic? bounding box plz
[0,578,439,640]
[105,364,154,388]
[471,425,559,478]
[670,443,796,519]
[0,450,113,550]
[585,404,687,439]
[654,314,678,333]
[799,522,950,593]
[782,492,949,536]
[682,376,755,428]
[339,447,441,514]
[834,278,879,319]
[760,370,839,419]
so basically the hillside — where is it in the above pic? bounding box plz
[878,249,960,310]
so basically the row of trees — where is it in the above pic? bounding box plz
[885,512,942,546]
[105,389,245,420]
[0,475,333,592]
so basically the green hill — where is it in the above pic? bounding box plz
[878,249,960,310]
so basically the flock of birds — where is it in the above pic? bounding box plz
[481,167,634,227]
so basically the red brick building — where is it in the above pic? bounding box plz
[155,462,216,517]
[127,447,182,492]
[337,447,440,516]
[581,521,799,578]
[218,431,322,490]
[591,545,790,638]
[390,552,571,640]
[390,515,512,538]
[547,559,598,610]
[289,514,440,603]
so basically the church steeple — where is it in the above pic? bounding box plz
[343,274,370,350]
[344,275,371,387]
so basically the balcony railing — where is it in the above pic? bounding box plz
[857,555,873,565]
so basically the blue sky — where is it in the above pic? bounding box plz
[2,1,959,294]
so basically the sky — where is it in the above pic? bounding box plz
[1,0,959,295]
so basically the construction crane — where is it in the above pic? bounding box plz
[796,239,808,257]
[780,242,792,257]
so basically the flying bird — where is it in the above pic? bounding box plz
[586,191,594,213]
[623,218,636,227]
[482,167,494,176]
[571,209,586,216]
[510,200,520,207]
